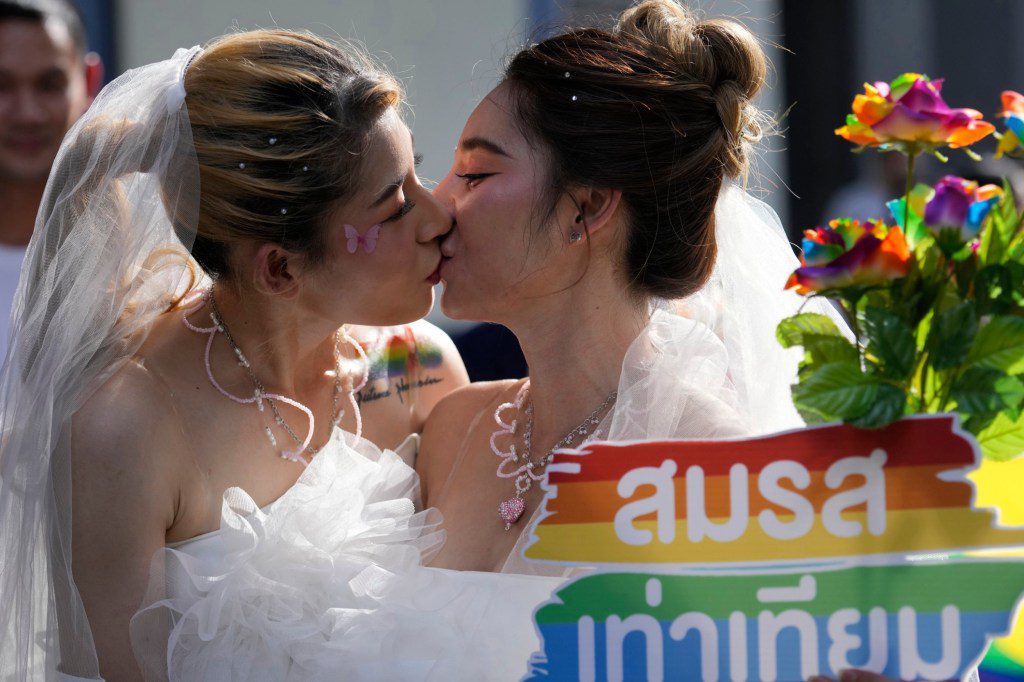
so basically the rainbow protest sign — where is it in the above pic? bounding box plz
[526,562,1024,681]
[522,415,1024,681]
[525,416,1024,567]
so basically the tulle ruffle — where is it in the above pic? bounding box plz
[131,430,561,681]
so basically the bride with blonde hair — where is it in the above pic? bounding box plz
[0,29,467,681]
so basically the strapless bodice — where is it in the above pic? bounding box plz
[165,433,420,560]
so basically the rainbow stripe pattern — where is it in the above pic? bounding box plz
[525,416,1024,566]
[526,561,1024,681]
[365,327,444,382]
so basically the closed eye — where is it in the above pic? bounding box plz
[454,172,496,188]
[384,199,416,223]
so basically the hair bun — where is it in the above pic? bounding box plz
[617,0,767,177]
[617,1,765,97]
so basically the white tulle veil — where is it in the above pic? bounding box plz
[608,183,846,442]
[503,183,849,574]
[0,47,201,680]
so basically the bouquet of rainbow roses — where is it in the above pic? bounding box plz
[780,73,1024,462]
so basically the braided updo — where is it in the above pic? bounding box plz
[504,0,767,299]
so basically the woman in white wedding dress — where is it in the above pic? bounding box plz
[417,0,830,576]
[0,29,468,681]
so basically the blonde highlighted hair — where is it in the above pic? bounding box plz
[181,29,402,279]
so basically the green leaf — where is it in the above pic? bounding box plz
[997,374,1024,418]
[850,383,907,429]
[1008,228,1024,264]
[791,362,880,422]
[776,313,845,348]
[974,265,1017,316]
[966,316,1024,374]
[798,335,860,381]
[859,307,916,380]
[792,393,831,425]
[978,188,1018,266]
[951,367,1005,415]
[975,410,1024,461]
[926,301,978,370]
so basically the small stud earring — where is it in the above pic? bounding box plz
[569,230,583,243]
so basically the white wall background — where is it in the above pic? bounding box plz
[119,0,528,197]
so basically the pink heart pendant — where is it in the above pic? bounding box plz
[499,497,527,529]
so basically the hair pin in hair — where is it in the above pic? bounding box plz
[564,71,571,79]
[238,162,246,170]
[268,136,278,146]
[302,165,309,172]
[279,208,288,215]
[571,95,578,102]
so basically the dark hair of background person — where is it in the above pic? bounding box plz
[0,0,87,55]
[504,0,768,301]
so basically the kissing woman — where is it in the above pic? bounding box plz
[0,2,852,681]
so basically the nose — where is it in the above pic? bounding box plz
[433,169,456,210]
[10,87,48,125]
[416,182,454,244]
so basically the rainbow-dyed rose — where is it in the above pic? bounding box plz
[888,175,1003,244]
[786,218,911,295]
[836,73,994,152]
[995,90,1024,159]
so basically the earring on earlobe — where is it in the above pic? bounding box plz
[569,214,584,243]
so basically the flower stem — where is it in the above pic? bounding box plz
[904,150,918,231]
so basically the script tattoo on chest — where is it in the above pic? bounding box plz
[355,328,445,407]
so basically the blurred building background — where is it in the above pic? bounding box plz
[66,0,1024,371]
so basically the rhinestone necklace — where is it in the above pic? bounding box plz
[492,381,617,530]
[184,289,369,465]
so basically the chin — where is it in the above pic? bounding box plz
[0,155,55,183]
[364,288,434,327]
[438,285,474,321]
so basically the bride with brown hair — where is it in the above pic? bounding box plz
[419,0,840,574]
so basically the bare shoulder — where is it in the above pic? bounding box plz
[406,319,469,397]
[417,379,520,499]
[72,356,185,511]
[348,320,469,429]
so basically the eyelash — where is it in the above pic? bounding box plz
[385,200,416,223]
[455,172,494,188]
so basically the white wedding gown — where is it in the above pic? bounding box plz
[129,302,782,681]
[131,430,562,682]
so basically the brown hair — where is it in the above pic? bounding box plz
[505,0,767,299]
[181,30,401,279]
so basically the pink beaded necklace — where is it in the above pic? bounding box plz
[182,288,369,465]
[491,381,616,529]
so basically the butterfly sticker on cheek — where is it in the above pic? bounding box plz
[344,224,382,255]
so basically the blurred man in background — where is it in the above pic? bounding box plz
[0,0,100,356]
